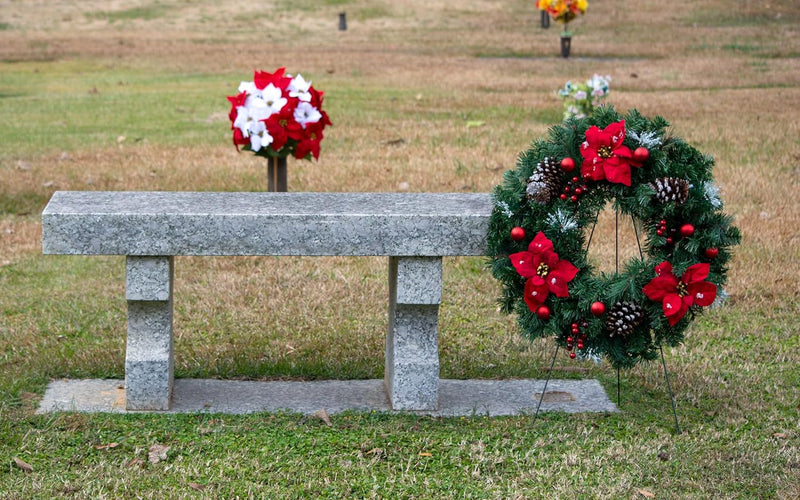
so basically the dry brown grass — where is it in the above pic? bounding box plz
[1,0,798,367]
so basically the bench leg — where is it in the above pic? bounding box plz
[386,256,442,411]
[125,256,174,411]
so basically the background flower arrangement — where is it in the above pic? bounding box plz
[537,0,587,32]
[227,68,331,161]
[558,74,611,120]
[537,0,588,57]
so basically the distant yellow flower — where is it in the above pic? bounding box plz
[538,0,587,23]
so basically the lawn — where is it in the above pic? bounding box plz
[1,0,799,497]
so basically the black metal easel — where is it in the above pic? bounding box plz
[532,208,682,433]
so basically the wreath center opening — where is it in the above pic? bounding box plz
[584,204,643,276]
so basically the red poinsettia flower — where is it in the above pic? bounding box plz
[254,67,292,91]
[231,127,250,149]
[580,120,638,186]
[510,231,579,311]
[227,91,248,123]
[294,122,325,159]
[643,261,717,326]
[265,102,303,152]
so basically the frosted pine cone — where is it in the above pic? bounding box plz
[650,177,690,204]
[526,157,563,204]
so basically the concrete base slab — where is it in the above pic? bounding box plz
[38,378,617,416]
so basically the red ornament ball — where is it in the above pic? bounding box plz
[560,157,576,172]
[680,223,695,237]
[633,147,650,162]
[569,352,577,359]
[536,305,551,320]
[705,247,719,259]
[510,226,526,242]
[590,301,606,316]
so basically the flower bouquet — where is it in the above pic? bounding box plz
[558,74,610,120]
[536,0,587,57]
[227,68,331,190]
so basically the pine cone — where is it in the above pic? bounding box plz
[526,157,563,204]
[606,301,645,338]
[650,177,690,204]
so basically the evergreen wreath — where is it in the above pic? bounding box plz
[488,107,740,369]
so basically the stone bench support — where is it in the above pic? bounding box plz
[386,256,442,410]
[125,256,174,410]
[42,191,491,412]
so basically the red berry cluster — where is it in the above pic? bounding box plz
[566,321,588,359]
[655,219,678,245]
[656,220,695,246]
[560,176,589,203]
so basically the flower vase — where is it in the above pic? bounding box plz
[560,35,572,58]
[540,11,550,29]
[268,156,288,192]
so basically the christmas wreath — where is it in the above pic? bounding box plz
[488,107,740,369]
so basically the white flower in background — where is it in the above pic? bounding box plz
[559,74,611,120]
[293,101,322,128]
[587,74,611,93]
[260,84,288,115]
[288,74,313,102]
[247,120,273,152]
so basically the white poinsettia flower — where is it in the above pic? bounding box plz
[293,101,322,128]
[248,121,273,152]
[288,74,312,102]
[233,106,254,136]
[238,81,258,96]
[245,96,274,122]
[260,84,288,115]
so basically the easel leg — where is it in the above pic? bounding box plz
[660,345,682,434]
[532,343,560,427]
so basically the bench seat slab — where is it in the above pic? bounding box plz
[42,191,491,257]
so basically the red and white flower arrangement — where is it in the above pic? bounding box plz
[227,68,331,160]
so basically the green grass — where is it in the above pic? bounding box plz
[0,61,227,158]
[84,3,168,23]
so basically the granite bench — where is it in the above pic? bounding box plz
[42,191,492,412]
